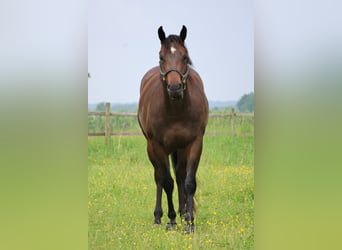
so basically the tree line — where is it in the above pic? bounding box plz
[236,92,254,112]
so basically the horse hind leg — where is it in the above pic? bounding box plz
[170,151,178,171]
[184,172,197,233]
[183,138,203,233]
[172,151,187,220]
[153,169,163,224]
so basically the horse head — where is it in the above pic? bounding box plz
[158,25,192,100]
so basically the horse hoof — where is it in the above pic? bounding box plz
[183,223,195,234]
[166,222,178,231]
[154,219,161,225]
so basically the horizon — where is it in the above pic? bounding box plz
[87,99,246,112]
[87,99,240,105]
[87,91,254,106]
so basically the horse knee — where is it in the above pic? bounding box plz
[162,176,174,192]
[185,177,196,195]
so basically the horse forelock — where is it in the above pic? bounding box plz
[160,35,192,65]
[162,35,183,49]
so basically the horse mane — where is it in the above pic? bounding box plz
[161,35,193,65]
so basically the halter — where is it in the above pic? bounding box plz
[159,66,190,90]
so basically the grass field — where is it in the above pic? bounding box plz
[88,135,254,249]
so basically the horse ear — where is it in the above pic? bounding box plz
[180,25,187,42]
[158,26,166,42]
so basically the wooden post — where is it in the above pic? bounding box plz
[231,108,235,136]
[105,102,110,144]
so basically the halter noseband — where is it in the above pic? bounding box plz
[159,66,190,90]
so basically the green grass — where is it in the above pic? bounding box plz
[88,135,254,249]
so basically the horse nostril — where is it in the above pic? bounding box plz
[167,83,182,92]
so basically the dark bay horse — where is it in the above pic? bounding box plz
[138,25,208,233]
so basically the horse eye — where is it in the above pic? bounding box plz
[159,56,164,63]
[183,56,189,64]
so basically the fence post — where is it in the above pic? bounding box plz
[105,102,110,144]
[231,108,235,136]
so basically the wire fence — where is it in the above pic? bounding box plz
[88,103,254,144]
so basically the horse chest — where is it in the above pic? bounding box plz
[156,122,196,150]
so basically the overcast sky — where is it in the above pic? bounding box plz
[88,0,253,103]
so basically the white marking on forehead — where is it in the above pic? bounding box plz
[170,46,177,54]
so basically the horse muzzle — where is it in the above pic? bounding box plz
[167,83,185,100]
[160,67,189,100]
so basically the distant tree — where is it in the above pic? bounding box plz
[96,102,106,111]
[237,92,254,112]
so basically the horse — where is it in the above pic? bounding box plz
[138,25,208,233]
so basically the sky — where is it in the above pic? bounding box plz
[88,0,253,104]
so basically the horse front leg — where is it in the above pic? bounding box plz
[148,141,176,228]
[153,167,177,227]
[148,141,164,224]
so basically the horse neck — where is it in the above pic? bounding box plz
[162,88,186,112]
